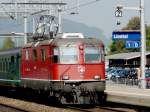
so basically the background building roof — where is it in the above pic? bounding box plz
[106,52,150,60]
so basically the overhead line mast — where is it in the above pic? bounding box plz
[115,0,146,89]
[0,0,101,44]
[0,0,66,44]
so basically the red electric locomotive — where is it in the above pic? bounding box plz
[21,33,105,104]
[0,33,105,104]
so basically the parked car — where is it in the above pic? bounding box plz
[106,69,114,79]
[145,70,150,88]
[106,68,117,80]
[111,69,128,82]
[127,69,137,79]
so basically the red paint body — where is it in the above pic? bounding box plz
[21,38,105,82]
[52,64,105,80]
[21,46,52,80]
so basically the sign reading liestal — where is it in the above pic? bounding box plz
[112,31,141,40]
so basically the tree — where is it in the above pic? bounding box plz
[1,37,15,50]
[109,16,150,54]
[110,41,117,53]
[122,16,140,30]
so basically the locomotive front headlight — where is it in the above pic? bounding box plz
[62,75,69,80]
[94,75,100,80]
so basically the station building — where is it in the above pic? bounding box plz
[106,52,150,68]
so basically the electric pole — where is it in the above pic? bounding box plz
[24,0,27,44]
[140,0,146,89]
[58,0,62,33]
[115,0,146,88]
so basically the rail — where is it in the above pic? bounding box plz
[0,92,150,111]
[0,103,28,112]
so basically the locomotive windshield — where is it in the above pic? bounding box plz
[54,47,78,64]
[84,47,101,63]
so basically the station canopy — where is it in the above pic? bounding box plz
[106,52,150,67]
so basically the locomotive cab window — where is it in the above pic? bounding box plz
[59,47,78,64]
[53,47,78,64]
[84,47,101,63]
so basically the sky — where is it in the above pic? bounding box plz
[0,0,150,41]
[64,0,150,39]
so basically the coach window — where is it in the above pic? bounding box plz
[41,49,46,62]
[1,59,3,72]
[3,59,6,72]
[25,50,29,61]
[0,62,1,72]
[7,58,9,71]
[33,49,37,61]
[5,59,7,72]
[11,56,15,64]
[0,59,1,71]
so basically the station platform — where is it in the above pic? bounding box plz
[105,81,150,107]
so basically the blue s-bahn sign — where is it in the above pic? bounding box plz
[112,31,141,40]
[125,41,141,48]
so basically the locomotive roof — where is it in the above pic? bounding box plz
[0,48,21,56]
[24,38,104,48]
[52,38,103,46]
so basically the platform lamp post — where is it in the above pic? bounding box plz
[140,0,146,89]
[115,0,146,88]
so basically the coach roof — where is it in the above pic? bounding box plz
[0,48,21,56]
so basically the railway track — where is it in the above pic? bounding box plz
[66,104,137,112]
[0,89,150,112]
[0,102,137,112]
[0,104,28,112]
[0,96,149,112]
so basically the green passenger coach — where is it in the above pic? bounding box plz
[0,48,21,86]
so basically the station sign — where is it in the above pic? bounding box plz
[112,31,141,40]
[125,41,141,48]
